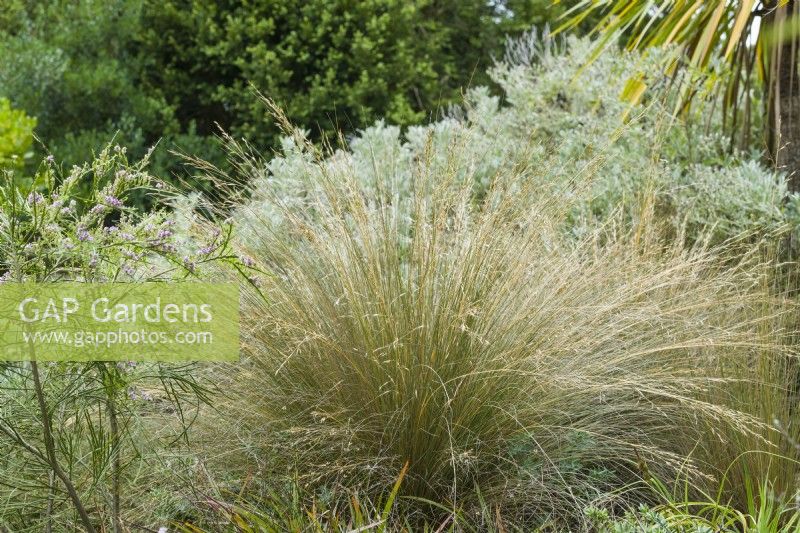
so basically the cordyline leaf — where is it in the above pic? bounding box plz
[661,1,706,47]
[556,0,769,141]
[725,0,757,58]
[689,0,727,68]
[621,75,648,106]
[557,1,765,71]
[631,1,675,49]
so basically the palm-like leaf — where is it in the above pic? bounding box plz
[558,0,800,190]
[558,1,771,67]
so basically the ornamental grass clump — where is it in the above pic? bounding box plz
[209,113,794,527]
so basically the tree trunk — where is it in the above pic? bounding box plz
[766,0,800,192]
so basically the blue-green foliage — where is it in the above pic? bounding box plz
[238,35,798,246]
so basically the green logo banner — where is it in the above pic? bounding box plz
[0,283,240,361]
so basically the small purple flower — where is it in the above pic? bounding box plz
[90,205,107,215]
[123,250,142,261]
[160,243,177,253]
[60,205,74,215]
[198,245,215,255]
[240,255,256,268]
[45,155,55,164]
[103,225,118,234]
[182,256,196,273]
[157,229,173,240]
[121,264,135,276]
[104,195,123,208]
[119,232,134,241]
[89,252,98,268]
[77,228,93,242]
[62,238,75,250]
[127,386,152,400]
[27,192,43,205]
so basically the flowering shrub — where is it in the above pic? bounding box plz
[0,143,245,279]
[0,146,236,531]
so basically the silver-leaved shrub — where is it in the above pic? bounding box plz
[236,33,798,247]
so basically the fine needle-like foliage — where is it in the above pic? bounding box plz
[194,102,796,528]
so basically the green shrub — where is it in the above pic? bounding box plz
[0,97,35,168]
[0,0,584,186]
[136,0,594,152]
[0,0,220,183]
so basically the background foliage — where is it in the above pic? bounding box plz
[0,97,35,168]
[235,35,798,248]
[0,0,591,182]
